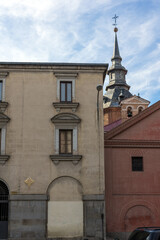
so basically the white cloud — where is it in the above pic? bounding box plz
[0,0,158,103]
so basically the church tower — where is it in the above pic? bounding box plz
[104,27,132,108]
[103,15,150,127]
[103,16,132,125]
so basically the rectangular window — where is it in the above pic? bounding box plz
[60,82,72,102]
[0,81,3,101]
[59,130,73,154]
[132,156,143,171]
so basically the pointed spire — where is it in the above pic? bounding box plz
[112,28,122,61]
[103,15,133,108]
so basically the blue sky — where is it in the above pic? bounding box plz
[0,0,159,104]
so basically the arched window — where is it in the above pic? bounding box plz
[127,107,132,117]
[138,106,143,114]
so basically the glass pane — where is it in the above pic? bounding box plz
[67,130,72,140]
[66,130,72,153]
[60,83,65,102]
[67,83,72,102]
[59,130,72,154]
[67,143,71,153]
[0,82,3,101]
[60,131,65,141]
[60,131,66,153]
[61,144,66,153]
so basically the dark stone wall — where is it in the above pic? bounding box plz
[8,194,105,240]
[83,194,105,240]
[8,194,47,240]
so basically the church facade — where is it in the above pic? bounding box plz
[0,62,108,240]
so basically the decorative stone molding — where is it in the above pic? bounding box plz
[0,101,8,113]
[83,194,104,201]
[53,71,78,78]
[53,102,79,112]
[9,194,48,201]
[0,155,10,165]
[0,113,10,128]
[0,72,9,78]
[104,139,160,148]
[51,112,81,124]
[50,154,82,165]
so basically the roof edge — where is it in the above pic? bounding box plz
[104,100,160,140]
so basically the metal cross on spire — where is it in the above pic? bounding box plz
[112,14,119,27]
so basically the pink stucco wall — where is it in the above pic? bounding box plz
[113,110,160,140]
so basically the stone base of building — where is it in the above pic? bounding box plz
[8,194,47,240]
[83,194,105,240]
[106,232,131,240]
[8,194,105,240]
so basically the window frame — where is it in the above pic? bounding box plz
[132,156,143,172]
[60,81,72,103]
[0,79,5,102]
[59,129,73,154]
[56,78,76,102]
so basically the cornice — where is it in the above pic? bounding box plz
[104,139,160,148]
[0,72,9,78]
[0,62,108,73]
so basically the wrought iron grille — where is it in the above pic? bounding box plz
[0,181,9,221]
[0,195,8,221]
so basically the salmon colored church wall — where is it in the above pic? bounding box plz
[105,146,160,234]
[113,110,160,140]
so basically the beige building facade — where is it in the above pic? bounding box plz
[0,62,108,240]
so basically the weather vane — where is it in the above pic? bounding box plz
[112,14,119,27]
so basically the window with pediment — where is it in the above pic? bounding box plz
[50,113,82,165]
[59,129,73,154]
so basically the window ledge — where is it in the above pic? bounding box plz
[53,102,79,112]
[0,101,8,113]
[50,154,82,165]
[0,155,10,165]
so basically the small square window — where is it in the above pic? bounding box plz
[60,81,72,102]
[59,130,73,154]
[132,156,143,171]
